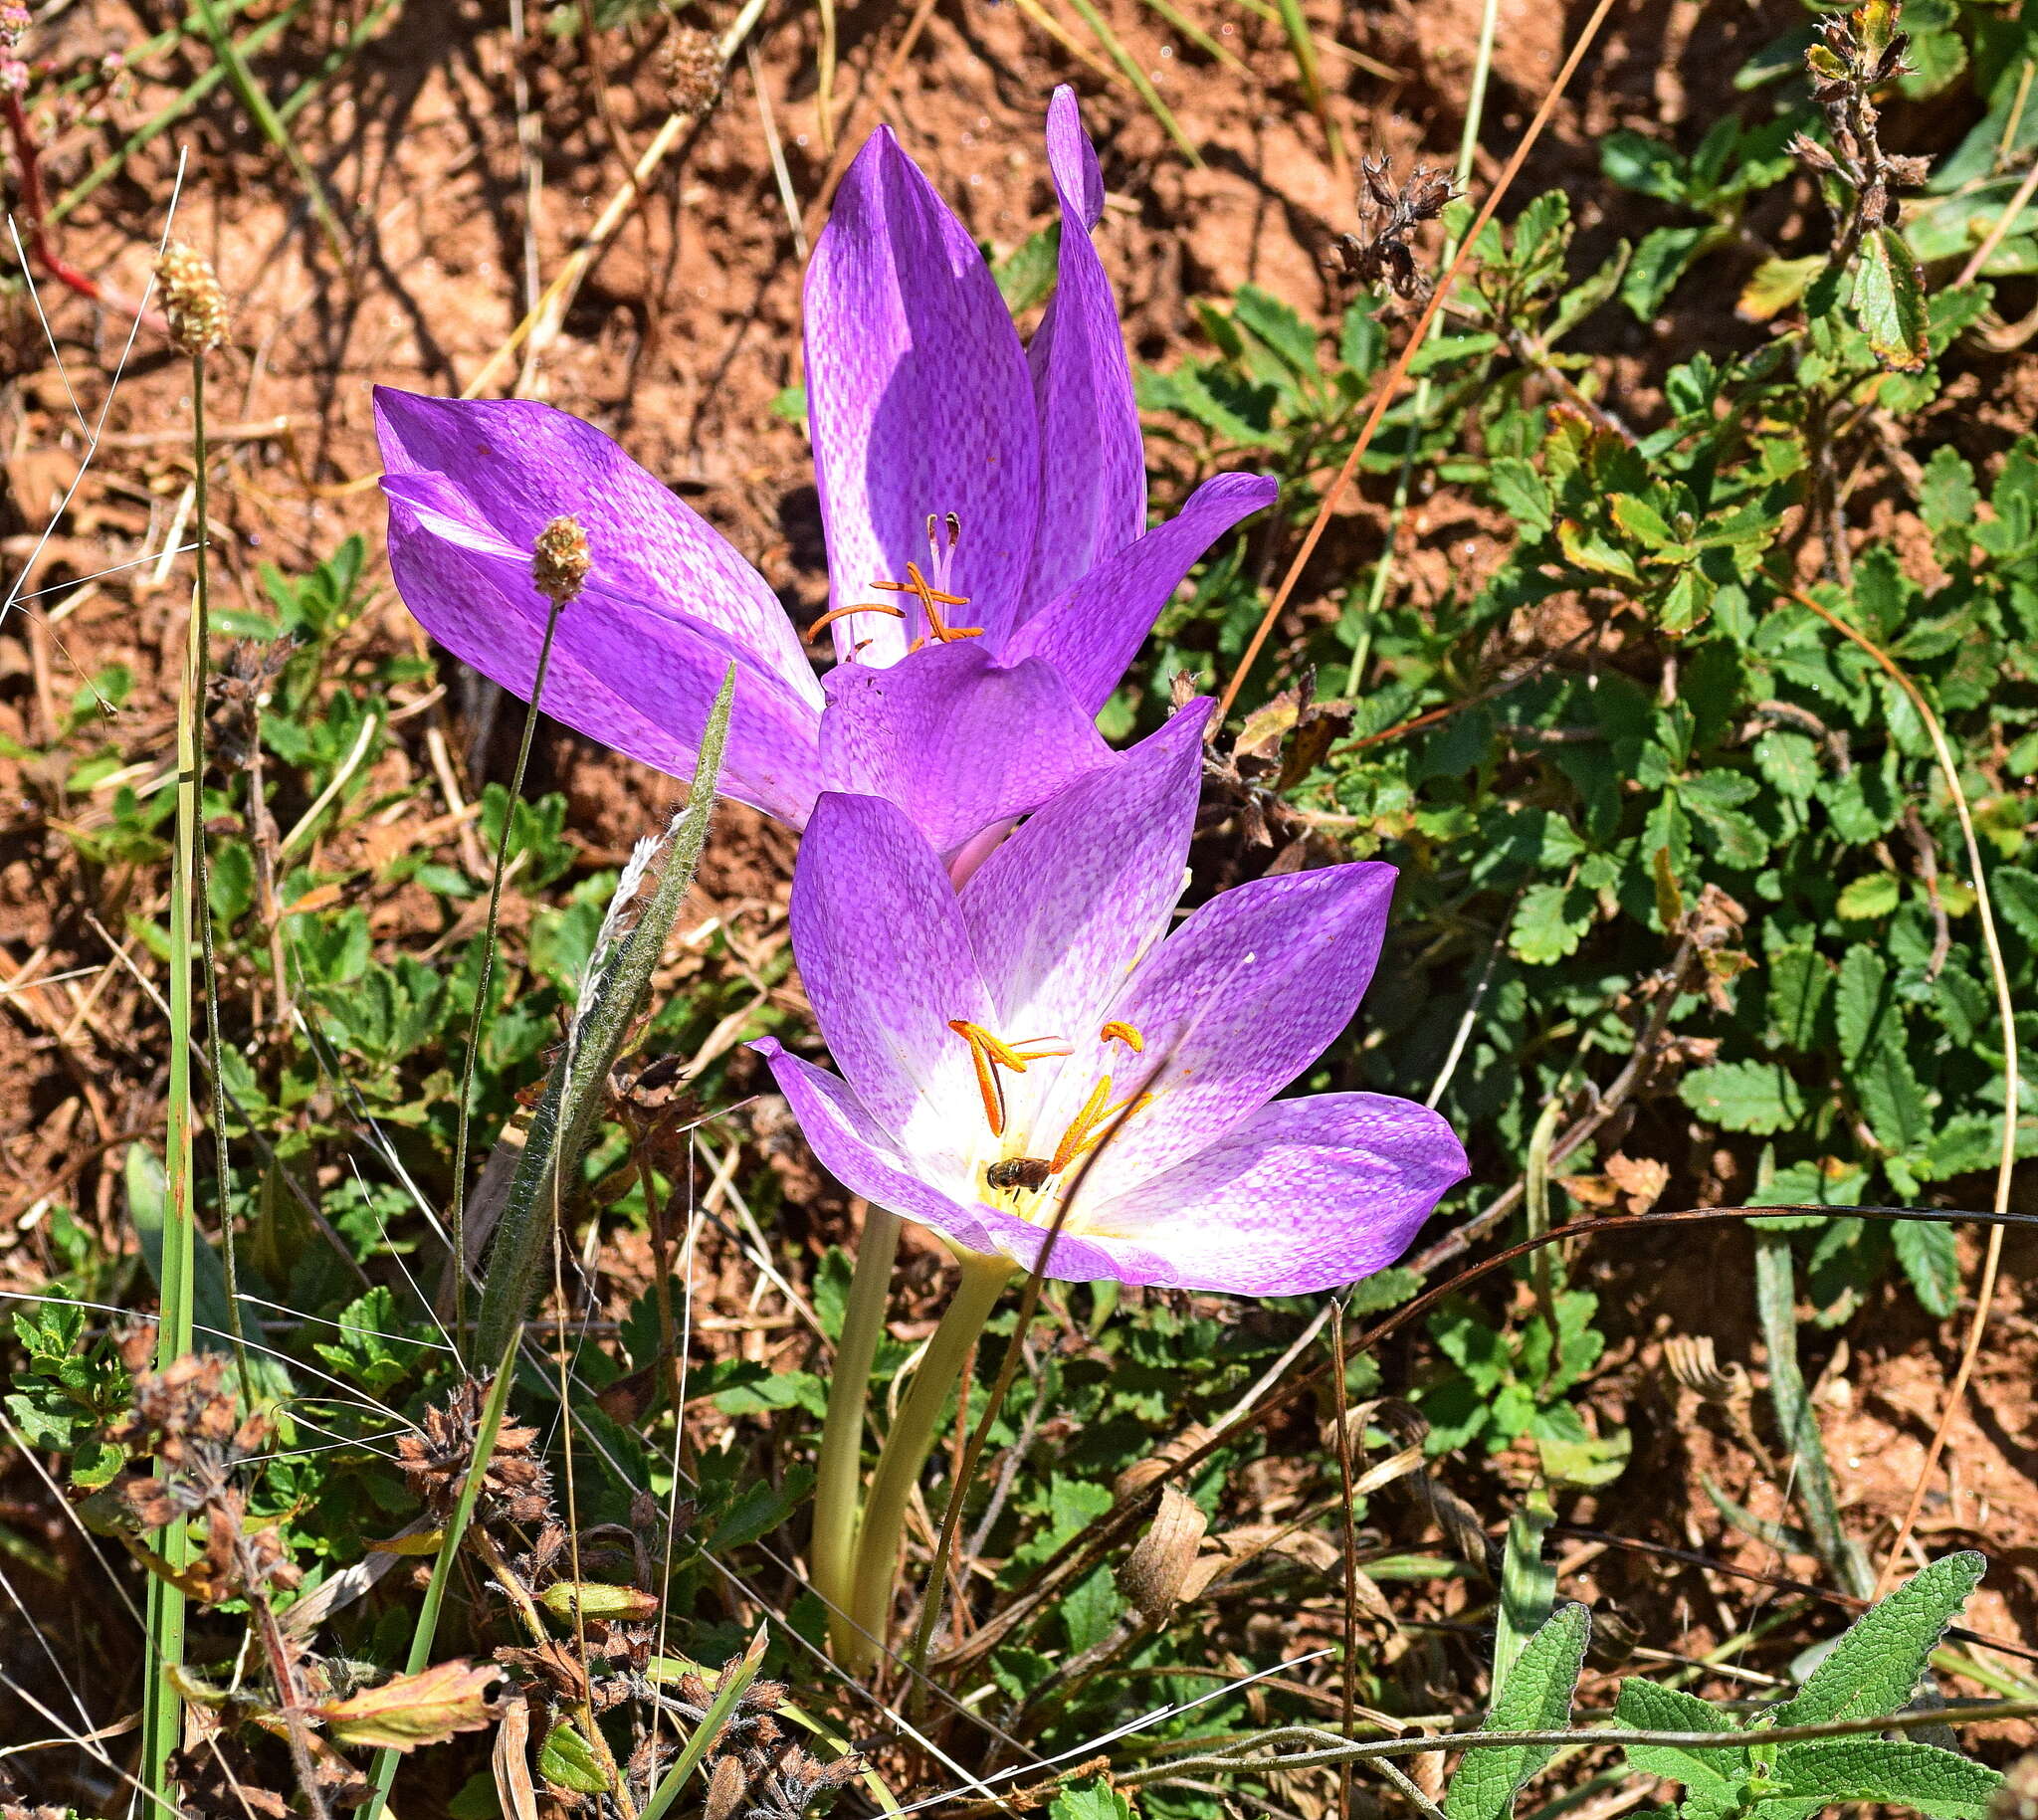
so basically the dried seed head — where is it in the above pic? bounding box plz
[705,1754,747,1820]
[156,243,229,355]
[662,25,723,115]
[532,514,592,605]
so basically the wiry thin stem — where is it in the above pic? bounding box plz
[449,596,567,1353]
[186,356,254,1406]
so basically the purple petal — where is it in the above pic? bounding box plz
[374,388,818,703]
[1023,87,1144,609]
[1062,1094,1469,1295]
[1029,862,1400,1203]
[958,699,1209,1049]
[753,1043,998,1256]
[817,641,1112,858]
[804,129,1040,664]
[385,478,823,826]
[1002,472,1278,713]
[789,791,997,1181]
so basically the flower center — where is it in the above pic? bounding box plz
[946,1018,1152,1212]
[808,514,985,657]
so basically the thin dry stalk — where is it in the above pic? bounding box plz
[1213,0,1620,726]
[1787,591,2019,1600]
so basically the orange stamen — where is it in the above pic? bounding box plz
[1048,1075,1152,1174]
[871,561,983,642]
[1100,1021,1145,1054]
[808,601,907,643]
[947,1020,1073,1137]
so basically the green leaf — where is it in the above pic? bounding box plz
[538,1722,611,1795]
[1613,1678,1745,1797]
[1680,1062,1805,1134]
[1622,225,1711,319]
[1852,226,1930,373]
[1835,945,1894,1066]
[1893,1218,1960,1318]
[1490,458,1554,536]
[993,224,1060,314]
[1232,284,1321,377]
[1853,1038,1930,1154]
[1837,872,1903,920]
[1494,1501,1555,1689]
[1920,445,1978,544]
[1772,1552,1985,1727]
[1511,882,1596,964]
[1050,1782,1133,1820]
[1753,730,1819,800]
[478,675,734,1362]
[1444,1604,1590,1820]
[1775,1739,1999,1820]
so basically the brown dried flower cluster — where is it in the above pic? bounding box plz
[662,24,724,116]
[110,1354,300,1604]
[532,513,592,605]
[156,242,230,355]
[1332,155,1458,302]
[396,1375,552,1525]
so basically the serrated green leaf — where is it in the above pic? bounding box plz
[1614,1678,1745,1796]
[1835,946,1893,1066]
[1837,873,1903,920]
[1772,1552,1985,1727]
[1050,1782,1133,1820]
[1775,1738,1999,1820]
[1853,1038,1930,1155]
[1892,1218,1960,1318]
[1444,1604,1590,1820]
[1511,882,1596,964]
[1680,1062,1805,1134]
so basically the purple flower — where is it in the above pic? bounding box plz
[373,89,1274,853]
[752,704,1468,1297]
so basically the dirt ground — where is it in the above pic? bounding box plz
[2,0,2036,1746]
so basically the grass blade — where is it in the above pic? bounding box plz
[360,1325,523,1820]
[638,1626,767,1820]
[138,505,203,1802]
[1061,0,1206,167]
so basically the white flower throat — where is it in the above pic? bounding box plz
[945,1017,1152,1216]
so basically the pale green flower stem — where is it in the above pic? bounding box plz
[811,1205,901,1656]
[839,1250,1015,1674]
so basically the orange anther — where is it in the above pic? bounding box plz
[870,561,982,643]
[948,1020,1074,1137]
[1048,1076,1151,1175]
[1100,1021,1145,1054]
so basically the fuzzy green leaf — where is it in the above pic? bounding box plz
[1444,1604,1590,1820]
[1772,1552,1985,1727]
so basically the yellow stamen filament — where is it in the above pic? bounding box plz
[947,1020,1073,1137]
[1048,1075,1153,1174]
[1100,1020,1145,1054]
